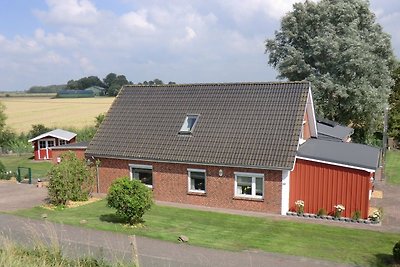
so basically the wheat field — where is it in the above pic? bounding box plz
[1,97,114,133]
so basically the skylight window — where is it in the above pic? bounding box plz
[179,115,199,134]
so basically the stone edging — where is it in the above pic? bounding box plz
[286,211,380,225]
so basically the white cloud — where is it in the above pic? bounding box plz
[34,29,78,47]
[119,10,156,33]
[34,0,100,25]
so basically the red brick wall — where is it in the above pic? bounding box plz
[51,149,86,164]
[96,157,283,214]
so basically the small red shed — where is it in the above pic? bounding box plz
[50,141,88,164]
[28,129,77,160]
[290,139,380,219]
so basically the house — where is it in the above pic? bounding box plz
[85,82,380,219]
[28,129,77,160]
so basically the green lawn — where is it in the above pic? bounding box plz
[11,200,400,266]
[386,150,400,185]
[0,154,52,179]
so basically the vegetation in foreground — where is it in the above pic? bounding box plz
[0,238,127,267]
[386,150,400,185]
[12,200,400,266]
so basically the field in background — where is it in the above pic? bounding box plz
[1,97,114,133]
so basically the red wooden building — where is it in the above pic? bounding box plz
[28,129,77,160]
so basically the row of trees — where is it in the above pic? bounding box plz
[66,74,175,96]
[265,0,397,144]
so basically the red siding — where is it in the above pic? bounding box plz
[32,137,76,160]
[290,159,372,219]
[96,157,283,214]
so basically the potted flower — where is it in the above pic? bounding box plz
[334,204,345,219]
[370,208,382,223]
[295,200,304,215]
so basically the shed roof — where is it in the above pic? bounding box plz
[86,82,311,170]
[28,129,77,143]
[316,117,354,142]
[297,138,380,171]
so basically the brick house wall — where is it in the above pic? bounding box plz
[96,157,283,214]
[51,149,86,164]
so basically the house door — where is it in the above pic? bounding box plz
[38,139,55,159]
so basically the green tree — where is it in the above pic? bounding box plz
[95,113,105,128]
[48,151,95,205]
[389,63,400,141]
[28,124,51,139]
[107,177,153,224]
[67,76,104,90]
[265,0,395,143]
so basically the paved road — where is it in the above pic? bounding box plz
[0,182,47,211]
[0,214,352,267]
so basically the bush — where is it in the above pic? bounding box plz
[394,240,400,262]
[352,210,361,220]
[107,177,153,224]
[48,151,95,205]
[317,208,327,216]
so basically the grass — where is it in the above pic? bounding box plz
[1,97,114,133]
[386,150,400,185]
[0,154,52,179]
[12,200,400,266]
[0,237,122,267]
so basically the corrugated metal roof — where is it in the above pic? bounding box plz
[28,129,77,142]
[86,82,310,169]
[51,141,89,150]
[297,138,380,171]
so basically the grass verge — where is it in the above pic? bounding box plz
[11,200,400,266]
[386,150,400,185]
[0,154,52,179]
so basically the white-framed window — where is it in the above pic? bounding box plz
[129,164,153,188]
[179,114,199,134]
[234,172,264,199]
[299,120,307,144]
[39,140,46,149]
[59,139,67,146]
[188,168,206,193]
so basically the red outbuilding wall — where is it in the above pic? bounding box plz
[289,159,372,219]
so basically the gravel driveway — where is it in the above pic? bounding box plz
[0,182,47,211]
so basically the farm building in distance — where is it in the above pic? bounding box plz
[28,129,77,160]
[56,89,95,98]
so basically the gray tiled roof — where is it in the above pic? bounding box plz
[297,138,380,171]
[86,82,310,170]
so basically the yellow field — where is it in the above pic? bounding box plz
[1,97,114,133]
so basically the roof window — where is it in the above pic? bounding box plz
[179,115,199,134]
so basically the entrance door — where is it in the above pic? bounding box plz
[38,139,55,159]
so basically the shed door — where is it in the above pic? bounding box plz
[38,139,55,159]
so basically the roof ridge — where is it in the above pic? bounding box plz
[123,81,310,87]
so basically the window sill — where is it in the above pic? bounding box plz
[233,196,264,202]
[187,191,206,196]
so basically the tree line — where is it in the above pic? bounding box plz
[27,74,175,97]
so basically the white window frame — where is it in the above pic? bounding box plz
[129,164,153,188]
[179,114,199,134]
[187,168,206,193]
[59,139,67,146]
[234,172,264,199]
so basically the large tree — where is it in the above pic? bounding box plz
[389,63,400,141]
[265,0,395,143]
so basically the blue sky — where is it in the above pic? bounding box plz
[0,0,399,91]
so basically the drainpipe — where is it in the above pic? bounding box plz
[92,156,100,193]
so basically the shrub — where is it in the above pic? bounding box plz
[352,210,361,220]
[317,208,327,216]
[107,177,153,224]
[394,240,400,262]
[48,151,95,206]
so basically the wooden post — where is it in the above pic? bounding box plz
[129,235,139,267]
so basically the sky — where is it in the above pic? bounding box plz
[0,0,399,91]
